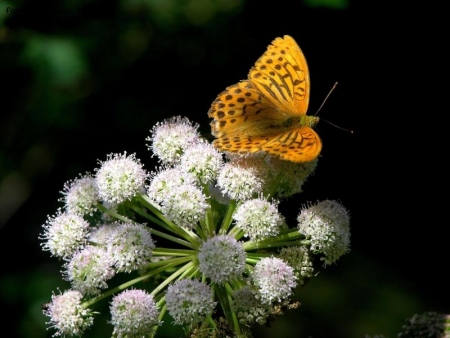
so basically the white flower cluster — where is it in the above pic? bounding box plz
[40,116,351,337]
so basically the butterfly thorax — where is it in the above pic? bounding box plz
[283,115,319,128]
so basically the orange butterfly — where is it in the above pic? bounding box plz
[208,35,321,163]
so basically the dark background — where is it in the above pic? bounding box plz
[1,0,446,337]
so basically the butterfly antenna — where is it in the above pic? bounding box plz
[321,118,354,134]
[314,81,338,117]
[315,82,354,134]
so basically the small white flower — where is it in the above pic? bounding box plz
[61,173,99,216]
[63,245,115,296]
[110,289,160,337]
[252,257,297,304]
[107,222,155,273]
[88,224,116,245]
[217,162,263,201]
[43,289,94,337]
[165,279,216,325]
[198,235,246,284]
[161,183,209,230]
[233,197,284,241]
[147,166,197,204]
[147,116,201,164]
[180,142,224,185]
[95,152,148,205]
[297,200,350,265]
[40,210,90,259]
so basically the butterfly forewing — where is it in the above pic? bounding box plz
[249,35,310,115]
[208,81,288,138]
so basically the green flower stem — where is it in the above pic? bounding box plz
[136,194,199,245]
[245,252,272,260]
[149,227,197,249]
[157,303,167,323]
[206,315,218,330]
[220,199,237,235]
[196,221,208,241]
[150,260,198,297]
[203,184,216,236]
[214,283,241,335]
[243,229,306,251]
[265,172,284,199]
[81,257,187,308]
[152,248,196,256]
[228,226,245,239]
[96,203,132,223]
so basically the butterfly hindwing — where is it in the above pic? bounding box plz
[261,126,322,162]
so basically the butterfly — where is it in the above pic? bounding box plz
[208,35,321,163]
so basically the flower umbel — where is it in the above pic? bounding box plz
[43,290,94,337]
[110,289,160,338]
[40,116,351,337]
[297,199,351,265]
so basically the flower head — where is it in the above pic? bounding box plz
[160,183,209,230]
[43,290,94,337]
[165,279,216,326]
[180,141,224,185]
[198,235,246,284]
[278,246,314,284]
[233,197,284,241]
[232,286,272,326]
[147,166,197,204]
[297,200,350,265]
[40,210,90,259]
[252,257,297,304]
[147,116,201,164]
[217,162,263,201]
[107,222,155,273]
[63,245,115,296]
[95,152,147,205]
[61,173,99,216]
[110,289,160,338]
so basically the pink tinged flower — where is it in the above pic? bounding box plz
[107,222,155,273]
[43,290,94,337]
[297,199,350,265]
[63,245,115,296]
[40,210,90,259]
[252,257,298,304]
[61,173,99,216]
[165,279,217,325]
[147,116,201,164]
[198,235,246,284]
[110,289,160,337]
[95,152,148,205]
